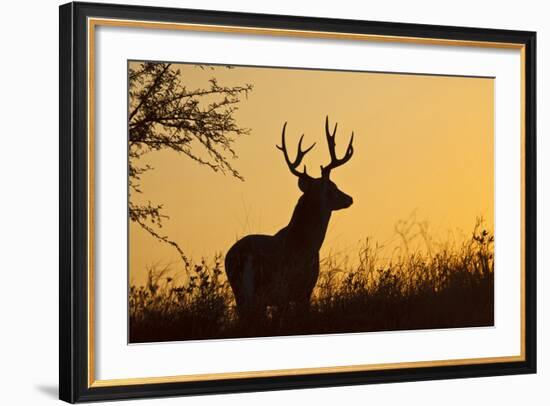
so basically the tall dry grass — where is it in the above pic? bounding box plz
[129,221,493,343]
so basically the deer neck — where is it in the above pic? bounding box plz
[282,194,331,254]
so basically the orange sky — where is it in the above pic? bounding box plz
[129,62,494,287]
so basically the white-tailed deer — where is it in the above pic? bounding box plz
[225,117,355,319]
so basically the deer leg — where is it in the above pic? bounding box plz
[235,294,267,325]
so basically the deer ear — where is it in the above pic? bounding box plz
[298,176,312,192]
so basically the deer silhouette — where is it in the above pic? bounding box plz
[225,117,355,320]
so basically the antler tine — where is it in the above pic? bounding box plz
[276,122,315,178]
[324,116,339,161]
[321,116,355,178]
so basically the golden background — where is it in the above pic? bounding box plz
[129,62,494,286]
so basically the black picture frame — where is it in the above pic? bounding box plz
[59,1,537,403]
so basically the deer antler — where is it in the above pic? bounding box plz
[276,122,316,178]
[321,116,354,178]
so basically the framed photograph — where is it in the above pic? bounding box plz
[59,1,536,403]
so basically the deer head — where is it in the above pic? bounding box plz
[276,116,354,212]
